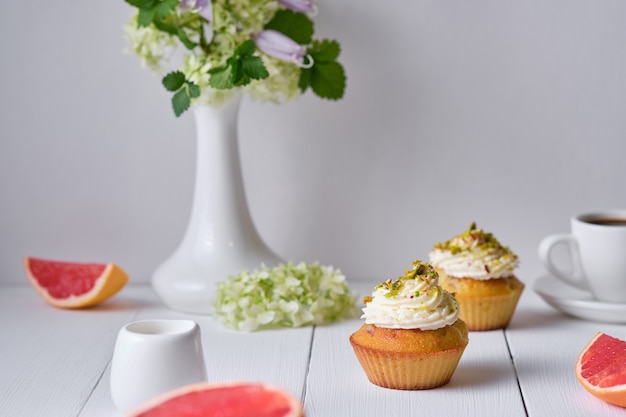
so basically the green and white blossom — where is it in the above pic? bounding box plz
[124,0,346,116]
[125,14,178,72]
[214,262,359,331]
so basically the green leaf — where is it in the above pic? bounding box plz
[298,67,312,93]
[152,19,177,35]
[187,82,201,99]
[152,20,197,49]
[231,61,246,86]
[241,56,269,81]
[300,39,345,99]
[309,61,346,100]
[125,0,156,9]
[137,7,156,27]
[156,0,178,20]
[265,10,314,45]
[162,71,186,91]
[175,28,197,50]
[207,44,269,88]
[172,89,190,117]
[209,65,234,89]
[207,41,268,89]
[235,40,257,58]
[310,39,341,62]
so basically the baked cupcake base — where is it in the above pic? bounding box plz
[349,320,468,390]
[438,273,524,331]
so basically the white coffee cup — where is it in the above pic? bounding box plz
[538,210,626,303]
[110,319,207,413]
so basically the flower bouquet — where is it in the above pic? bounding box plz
[124,0,346,116]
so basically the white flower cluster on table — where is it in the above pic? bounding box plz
[214,262,358,331]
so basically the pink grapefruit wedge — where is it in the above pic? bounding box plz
[24,257,129,309]
[127,381,304,417]
[575,332,626,408]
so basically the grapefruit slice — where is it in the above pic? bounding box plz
[127,381,304,417]
[23,257,129,309]
[575,332,626,408]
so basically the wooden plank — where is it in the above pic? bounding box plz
[11,277,626,417]
[200,319,313,395]
[0,286,142,417]
[306,281,526,417]
[507,285,626,417]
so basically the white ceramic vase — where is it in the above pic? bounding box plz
[152,93,282,314]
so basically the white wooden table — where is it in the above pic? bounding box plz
[1,280,625,417]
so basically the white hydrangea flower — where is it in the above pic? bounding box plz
[124,0,319,109]
[246,57,301,103]
[214,261,359,331]
[124,14,177,72]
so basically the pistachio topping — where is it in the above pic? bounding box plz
[433,222,517,259]
[430,222,519,280]
[373,260,438,299]
[361,260,460,330]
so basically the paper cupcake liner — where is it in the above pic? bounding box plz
[350,344,466,390]
[457,283,524,331]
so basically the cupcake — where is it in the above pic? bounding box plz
[349,260,468,390]
[429,222,524,331]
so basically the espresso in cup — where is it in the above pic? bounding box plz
[583,218,626,226]
[539,210,626,303]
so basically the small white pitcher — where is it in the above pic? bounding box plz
[110,319,207,413]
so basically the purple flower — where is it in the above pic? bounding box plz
[278,0,316,14]
[180,0,212,21]
[253,30,307,66]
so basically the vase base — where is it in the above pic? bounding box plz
[152,246,282,314]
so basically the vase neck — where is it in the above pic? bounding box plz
[184,92,258,244]
[192,93,243,131]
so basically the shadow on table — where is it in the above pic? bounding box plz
[507,307,568,330]
[448,362,513,389]
[84,295,163,313]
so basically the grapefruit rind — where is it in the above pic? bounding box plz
[24,258,129,309]
[575,332,626,408]
[126,381,304,417]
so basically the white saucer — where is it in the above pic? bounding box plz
[533,275,626,324]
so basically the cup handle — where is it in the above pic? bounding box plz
[538,234,589,291]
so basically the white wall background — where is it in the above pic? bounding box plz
[1,1,625,287]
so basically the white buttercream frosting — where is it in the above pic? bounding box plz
[361,261,460,330]
[429,223,519,281]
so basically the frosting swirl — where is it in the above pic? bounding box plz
[361,260,460,330]
[429,222,519,280]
